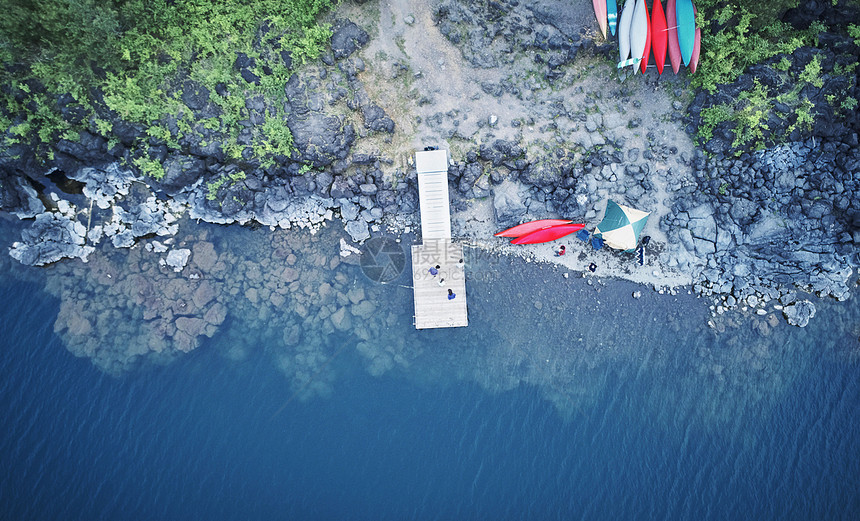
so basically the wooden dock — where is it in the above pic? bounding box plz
[412,149,468,329]
[414,150,452,240]
[411,240,468,329]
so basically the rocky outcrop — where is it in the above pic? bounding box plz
[10,199,93,266]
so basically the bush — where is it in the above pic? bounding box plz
[0,0,336,174]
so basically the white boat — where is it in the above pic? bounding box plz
[630,0,649,70]
[618,0,635,62]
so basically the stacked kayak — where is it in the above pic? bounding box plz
[594,0,701,74]
[496,220,585,244]
[495,219,573,238]
[630,0,651,74]
[593,0,620,38]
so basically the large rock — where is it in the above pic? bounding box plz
[287,112,356,168]
[192,280,217,308]
[70,163,137,210]
[9,211,93,266]
[166,248,191,272]
[192,241,218,271]
[493,180,527,224]
[330,21,370,59]
[782,299,816,327]
[180,80,211,111]
[0,173,44,218]
[156,155,206,195]
[361,103,395,133]
[345,219,370,242]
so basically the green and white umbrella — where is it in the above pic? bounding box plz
[593,199,650,251]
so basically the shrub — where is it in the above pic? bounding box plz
[1,0,336,171]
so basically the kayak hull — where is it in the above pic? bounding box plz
[667,0,681,73]
[510,224,586,244]
[676,0,695,67]
[608,0,618,36]
[690,3,701,73]
[640,0,651,74]
[630,0,649,72]
[618,0,635,62]
[651,0,668,74]
[495,219,573,238]
[593,0,608,39]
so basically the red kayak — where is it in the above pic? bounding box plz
[690,3,701,73]
[510,223,585,244]
[666,0,681,74]
[495,219,572,237]
[640,0,652,74]
[651,0,668,74]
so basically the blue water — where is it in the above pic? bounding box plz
[1,272,859,519]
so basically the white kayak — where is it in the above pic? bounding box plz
[618,0,635,63]
[630,0,648,69]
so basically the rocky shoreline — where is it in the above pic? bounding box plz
[1,0,858,335]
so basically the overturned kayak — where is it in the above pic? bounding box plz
[608,0,618,36]
[630,0,650,73]
[676,0,695,66]
[690,3,701,73]
[651,0,668,74]
[618,0,635,63]
[593,0,607,39]
[510,223,586,244]
[667,0,682,73]
[495,219,572,238]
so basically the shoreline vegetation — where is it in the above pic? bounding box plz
[1,0,859,370]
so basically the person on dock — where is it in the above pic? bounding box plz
[555,245,566,256]
[429,265,440,276]
[447,289,456,300]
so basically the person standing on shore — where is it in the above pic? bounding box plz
[429,265,440,276]
[447,289,456,300]
[555,245,566,256]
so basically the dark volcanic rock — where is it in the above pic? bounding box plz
[155,155,207,195]
[181,81,210,111]
[288,113,355,168]
[330,21,370,60]
[0,171,44,217]
[361,103,395,133]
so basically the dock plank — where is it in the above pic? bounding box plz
[411,240,468,329]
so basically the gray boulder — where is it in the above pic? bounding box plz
[493,180,527,224]
[345,219,370,242]
[782,299,816,327]
[361,104,395,133]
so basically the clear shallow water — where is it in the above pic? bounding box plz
[1,224,859,520]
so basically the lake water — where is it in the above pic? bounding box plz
[1,219,858,520]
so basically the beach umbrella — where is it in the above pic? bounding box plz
[593,200,650,251]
